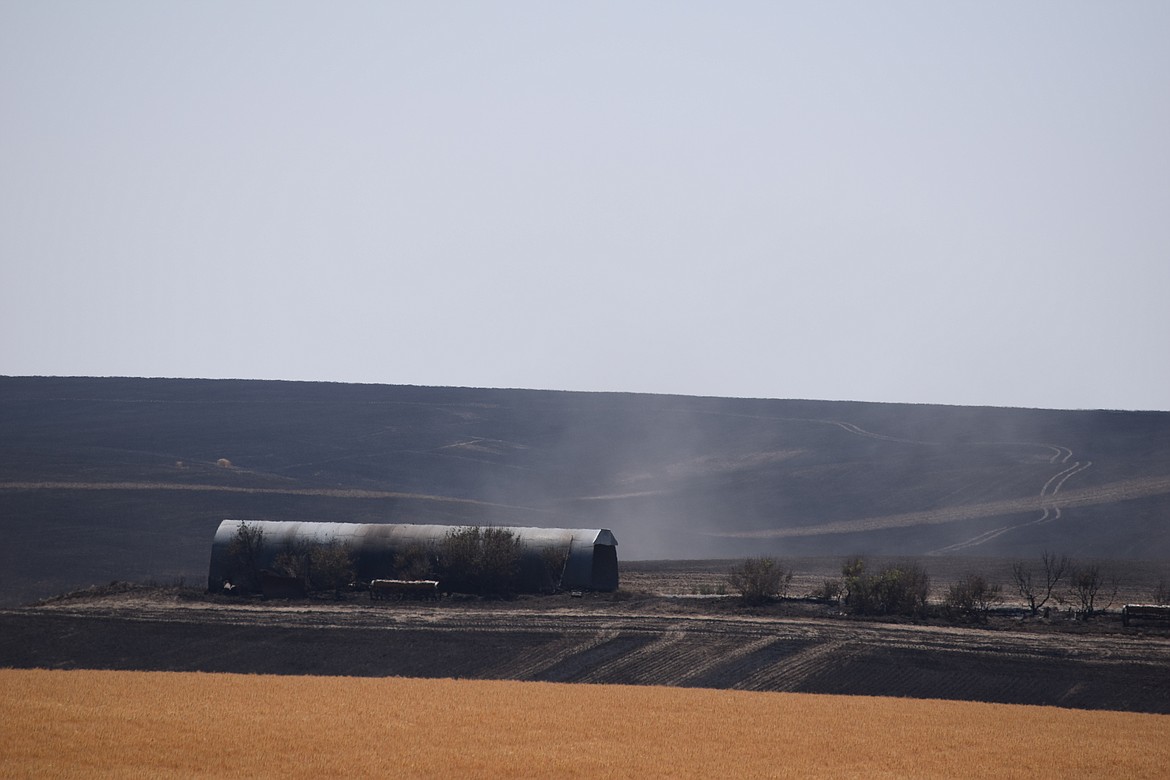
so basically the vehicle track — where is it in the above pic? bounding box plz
[812,422,1093,554]
[933,459,1094,553]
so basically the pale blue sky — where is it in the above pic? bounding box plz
[3,2,1168,410]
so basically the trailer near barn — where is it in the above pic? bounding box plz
[259,572,307,599]
[369,579,440,601]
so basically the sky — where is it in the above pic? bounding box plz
[2,2,1168,411]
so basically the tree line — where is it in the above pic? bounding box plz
[727,551,1140,622]
[225,523,563,598]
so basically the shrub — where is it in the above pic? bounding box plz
[480,527,523,594]
[226,521,265,591]
[842,558,930,618]
[438,526,522,596]
[273,538,355,598]
[394,542,436,581]
[841,556,866,605]
[311,541,356,598]
[273,543,312,579]
[727,557,792,606]
[817,579,843,605]
[943,575,1001,622]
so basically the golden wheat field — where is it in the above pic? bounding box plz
[1,669,1167,779]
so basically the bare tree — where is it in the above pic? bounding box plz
[311,540,356,599]
[1068,563,1118,620]
[1153,577,1170,606]
[1012,551,1069,616]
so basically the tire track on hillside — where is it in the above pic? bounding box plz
[707,473,1170,540]
[678,416,1101,546]
[822,421,931,445]
[931,460,1093,554]
[813,423,1092,548]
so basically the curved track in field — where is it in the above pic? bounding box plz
[695,418,1131,546]
[932,459,1095,554]
[815,421,1096,553]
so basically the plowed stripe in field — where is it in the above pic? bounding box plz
[733,639,853,692]
[577,630,688,685]
[672,635,779,687]
[493,629,620,681]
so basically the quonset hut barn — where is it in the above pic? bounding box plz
[207,520,619,593]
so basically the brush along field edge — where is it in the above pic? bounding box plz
[2,670,1167,780]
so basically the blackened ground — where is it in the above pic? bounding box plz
[3,577,1169,715]
[5,376,1170,610]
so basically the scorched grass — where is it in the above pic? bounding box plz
[1,669,1166,778]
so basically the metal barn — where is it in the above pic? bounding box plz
[206,519,619,593]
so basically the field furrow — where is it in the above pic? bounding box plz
[495,628,621,681]
[733,639,852,692]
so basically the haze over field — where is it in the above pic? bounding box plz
[2,3,1169,412]
[2,376,1169,605]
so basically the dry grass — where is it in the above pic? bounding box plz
[1,669,1167,779]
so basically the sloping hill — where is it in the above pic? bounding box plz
[2,376,1169,604]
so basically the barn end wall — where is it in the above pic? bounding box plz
[207,520,619,593]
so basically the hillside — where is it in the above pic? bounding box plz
[2,376,1169,605]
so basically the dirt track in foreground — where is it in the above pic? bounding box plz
[3,588,1169,714]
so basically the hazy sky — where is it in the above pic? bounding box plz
[3,2,1168,411]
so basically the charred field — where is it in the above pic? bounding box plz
[2,376,1169,714]
[3,376,1170,605]
[2,559,1170,715]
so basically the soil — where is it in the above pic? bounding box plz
[4,562,1169,715]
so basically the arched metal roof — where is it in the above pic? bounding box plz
[207,520,618,593]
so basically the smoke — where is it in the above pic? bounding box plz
[440,391,1170,562]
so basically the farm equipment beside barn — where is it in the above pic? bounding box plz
[1122,604,1170,628]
